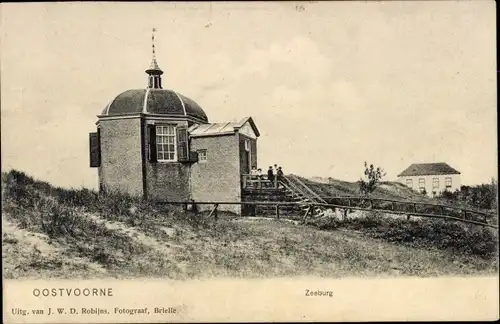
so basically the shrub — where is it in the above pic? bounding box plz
[314,211,497,260]
[438,182,498,211]
[358,162,386,196]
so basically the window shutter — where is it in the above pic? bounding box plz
[89,131,101,167]
[176,126,188,162]
[148,125,157,162]
[189,151,199,162]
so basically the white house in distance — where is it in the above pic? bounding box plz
[397,162,461,196]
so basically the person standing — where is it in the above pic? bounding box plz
[277,166,284,180]
[276,166,284,188]
[267,166,275,185]
[256,168,264,189]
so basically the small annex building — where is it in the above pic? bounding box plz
[89,43,259,214]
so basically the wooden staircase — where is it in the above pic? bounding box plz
[280,174,328,216]
[241,174,328,218]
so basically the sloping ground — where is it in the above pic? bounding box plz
[2,216,107,279]
[298,175,435,202]
[2,212,497,279]
[2,169,498,279]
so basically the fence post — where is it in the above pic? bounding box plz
[303,206,311,224]
[209,203,219,220]
[275,204,280,219]
[391,201,395,211]
[463,210,467,220]
[407,214,411,221]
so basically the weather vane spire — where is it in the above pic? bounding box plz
[152,27,156,59]
[146,27,163,89]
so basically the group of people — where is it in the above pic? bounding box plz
[250,164,284,184]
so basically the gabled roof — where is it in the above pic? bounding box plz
[235,117,260,137]
[397,163,461,177]
[189,117,260,138]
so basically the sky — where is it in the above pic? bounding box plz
[1,1,497,190]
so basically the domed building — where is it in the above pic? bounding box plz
[89,44,260,214]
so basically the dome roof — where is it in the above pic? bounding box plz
[100,89,208,123]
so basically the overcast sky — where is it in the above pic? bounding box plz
[1,1,497,189]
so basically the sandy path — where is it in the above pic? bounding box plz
[83,213,179,255]
[2,215,107,278]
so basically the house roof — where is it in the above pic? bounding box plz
[397,163,461,177]
[189,117,260,138]
[99,89,208,123]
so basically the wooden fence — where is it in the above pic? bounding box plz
[159,200,498,229]
[319,195,496,224]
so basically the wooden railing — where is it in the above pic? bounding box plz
[285,175,327,204]
[242,174,281,189]
[319,195,497,224]
[241,174,325,201]
[158,200,498,229]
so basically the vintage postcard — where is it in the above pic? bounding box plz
[1,1,498,323]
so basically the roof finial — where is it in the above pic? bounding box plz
[152,27,156,59]
[146,27,163,89]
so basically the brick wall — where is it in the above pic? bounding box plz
[144,118,191,201]
[146,162,191,201]
[190,134,242,214]
[98,118,143,197]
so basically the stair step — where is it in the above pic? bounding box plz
[243,177,327,217]
[254,207,304,212]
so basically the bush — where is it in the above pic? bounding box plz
[438,182,498,211]
[358,162,386,196]
[315,212,498,260]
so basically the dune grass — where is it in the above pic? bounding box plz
[2,169,498,279]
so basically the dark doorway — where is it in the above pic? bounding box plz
[242,151,250,174]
